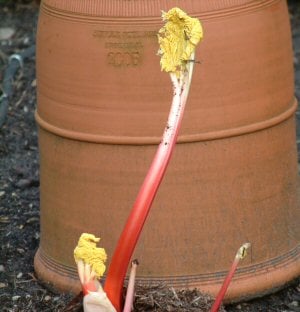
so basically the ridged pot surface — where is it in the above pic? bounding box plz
[35,0,300,301]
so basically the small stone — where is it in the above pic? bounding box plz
[236,304,242,310]
[0,265,5,272]
[290,301,299,307]
[44,295,51,301]
[0,27,15,40]
[12,296,21,301]
[23,36,30,45]
[16,272,23,279]
[0,191,5,197]
[26,217,39,224]
[16,179,31,188]
[0,282,7,288]
[0,216,9,223]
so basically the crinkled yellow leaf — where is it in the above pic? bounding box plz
[74,233,107,278]
[158,7,203,77]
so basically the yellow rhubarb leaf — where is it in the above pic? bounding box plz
[74,233,107,278]
[158,7,203,77]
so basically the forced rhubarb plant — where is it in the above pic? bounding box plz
[210,243,251,312]
[104,7,203,312]
[72,234,139,312]
[73,233,116,312]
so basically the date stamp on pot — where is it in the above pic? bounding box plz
[107,51,141,67]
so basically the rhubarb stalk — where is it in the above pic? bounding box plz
[123,260,139,312]
[210,243,251,312]
[104,8,203,311]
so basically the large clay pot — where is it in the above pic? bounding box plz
[35,0,300,302]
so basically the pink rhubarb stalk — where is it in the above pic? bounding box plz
[123,260,139,312]
[210,243,251,312]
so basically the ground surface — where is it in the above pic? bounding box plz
[0,1,300,311]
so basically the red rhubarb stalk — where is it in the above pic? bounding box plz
[104,8,203,311]
[210,243,251,312]
[104,70,190,311]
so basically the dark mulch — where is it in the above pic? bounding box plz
[0,1,299,311]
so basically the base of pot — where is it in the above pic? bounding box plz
[34,244,300,302]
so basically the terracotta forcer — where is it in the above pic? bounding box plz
[35,0,300,302]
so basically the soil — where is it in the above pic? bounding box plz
[0,1,299,311]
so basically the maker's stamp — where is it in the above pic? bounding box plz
[93,30,157,67]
